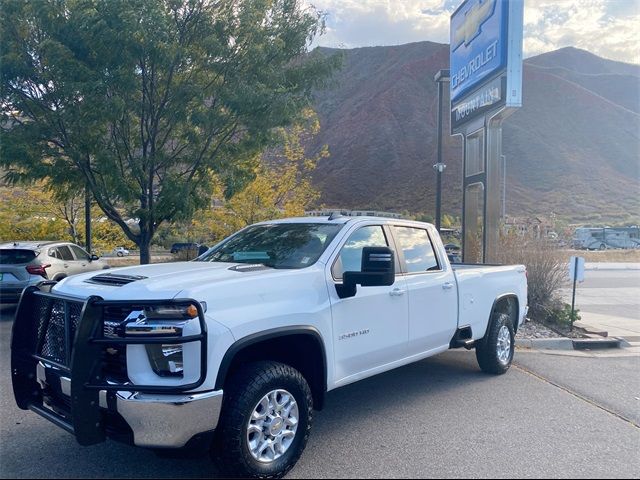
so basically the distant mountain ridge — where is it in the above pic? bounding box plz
[308,43,640,223]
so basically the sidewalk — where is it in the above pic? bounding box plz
[562,262,640,347]
[585,262,640,271]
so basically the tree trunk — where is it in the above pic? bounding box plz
[139,237,151,265]
[138,224,153,265]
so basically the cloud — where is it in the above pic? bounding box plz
[524,0,640,63]
[306,0,640,64]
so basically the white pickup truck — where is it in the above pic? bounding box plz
[12,215,527,478]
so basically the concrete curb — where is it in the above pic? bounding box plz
[572,338,623,350]
[516,338,574,350]
[516,337,623,351]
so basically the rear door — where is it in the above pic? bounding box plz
[53,245,75,277]
[391,225,458,354]
[326,224,409,385]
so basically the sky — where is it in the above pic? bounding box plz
[306,0,640,64]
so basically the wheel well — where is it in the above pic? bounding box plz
[216,332,327,410]
[492,296,520,333]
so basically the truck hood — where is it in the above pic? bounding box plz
[53,261,277,301]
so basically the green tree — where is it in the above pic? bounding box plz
[1,0,338,263]
[166,108,327,245]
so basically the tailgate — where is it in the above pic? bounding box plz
[0,249,37,282]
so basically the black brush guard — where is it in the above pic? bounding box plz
[11,283,208,446]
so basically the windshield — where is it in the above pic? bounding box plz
[197,223,343,269]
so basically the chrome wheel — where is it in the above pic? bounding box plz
[246,389,299,463]
[496,325,512,364]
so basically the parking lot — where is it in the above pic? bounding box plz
[1,304,638,479]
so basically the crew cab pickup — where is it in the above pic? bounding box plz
[12,215,527,478]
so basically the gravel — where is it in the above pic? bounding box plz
[516,319,563,339]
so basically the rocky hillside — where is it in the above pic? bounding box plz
[308,44,640,223]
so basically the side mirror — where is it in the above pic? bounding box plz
[336,246,395,299]
[90,254,100,261]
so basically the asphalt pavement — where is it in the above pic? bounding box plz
[0,304,638,479]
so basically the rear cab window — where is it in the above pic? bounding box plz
[0,249,37,264]
[393,226,440,273]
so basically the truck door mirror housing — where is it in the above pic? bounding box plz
[336,247,395,299]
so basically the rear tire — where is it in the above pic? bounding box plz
[476,311,514,375]
[211,361,313,479]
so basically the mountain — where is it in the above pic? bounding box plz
[308,43,640,223]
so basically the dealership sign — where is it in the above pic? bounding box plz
[450,0,522,130]
[451,76,505,129]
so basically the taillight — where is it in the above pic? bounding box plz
[26,264,51,278]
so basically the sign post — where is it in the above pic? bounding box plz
[568,256,585,331]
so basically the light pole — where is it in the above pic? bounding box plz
[433,69,450,232]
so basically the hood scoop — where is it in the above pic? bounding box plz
[84,273,148,286]
[228,264,271,273]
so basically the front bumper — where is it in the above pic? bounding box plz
[34,362,223,447]
[109,389,223,447]
[12,284,219,449]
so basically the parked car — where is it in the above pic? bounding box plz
[0,241,109,303]
[11,216,527,477]
[113,247,130,257]
[444,243,462,263]
[170,242,199,254]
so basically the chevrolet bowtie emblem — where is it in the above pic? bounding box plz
[452,0,496,51]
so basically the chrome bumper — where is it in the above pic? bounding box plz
[105,389,224,448]
[39,364,223,448]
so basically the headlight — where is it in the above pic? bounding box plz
[145,344,183,377]
[142,303,200,320]
[120,302,204,379]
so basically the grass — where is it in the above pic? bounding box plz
[561,249,640,263]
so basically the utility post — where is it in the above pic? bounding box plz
[433,69,450,232]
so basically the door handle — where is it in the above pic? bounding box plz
[442,282,454,290]
[63,264,69,268]
[389,288,406,297]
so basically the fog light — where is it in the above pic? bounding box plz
[146,344,183,377]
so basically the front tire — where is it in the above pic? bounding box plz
[211,361,313,479]
[476,312,515,374]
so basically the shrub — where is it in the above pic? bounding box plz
[543,301,581,328]
[494,232,567,320]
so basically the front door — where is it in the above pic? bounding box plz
[327,224,409,385]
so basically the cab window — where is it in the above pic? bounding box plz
[332,225,388,279]
[56,246,74,261]
[393,226,439,273]
[69,245,89,260]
